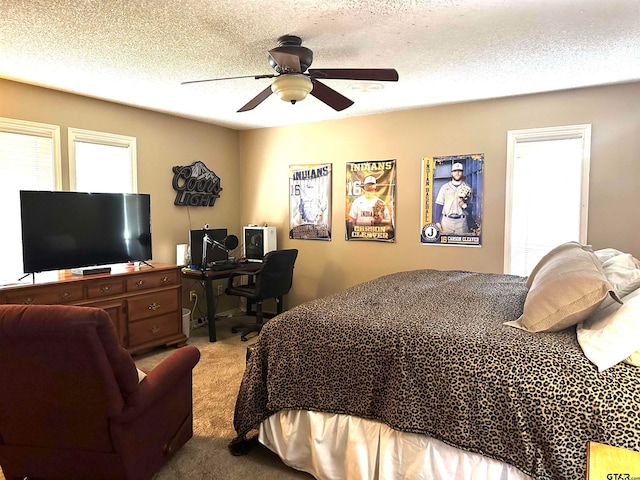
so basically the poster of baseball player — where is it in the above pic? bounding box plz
[289,163,332,240]
[420,153,483,247]
[345,159,396,242]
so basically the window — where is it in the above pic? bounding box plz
[504,124,591,276]
[68,128,137,193]
[0,117,61,283]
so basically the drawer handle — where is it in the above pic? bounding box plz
[60,292,71,300]
[149,325,160,334]
[161,276,170,283]
[148,302,161,311]
[24,297,35,305]
[135,280,145,287]
[101,285,112,293]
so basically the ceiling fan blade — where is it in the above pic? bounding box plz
[309,68,399,82]
[181,74,275,85]
[268,50,302,73]
[237,85,273,112]
[310,79,354,112]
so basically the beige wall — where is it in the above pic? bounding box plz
[0,78,240,313]
[240,82,640,307]
[3,79,639,312]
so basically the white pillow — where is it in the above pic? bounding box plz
[577,288,640,372]
[600,253,640,298]
[594,248,625,264]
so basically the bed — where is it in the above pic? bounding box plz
[231,243,640,480]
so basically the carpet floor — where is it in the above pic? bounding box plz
[141,316,314,479]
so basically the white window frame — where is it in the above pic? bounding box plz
[0,116,63,188]
[68,127,138,192]
[0,117,62,282]
[504,124,591,274]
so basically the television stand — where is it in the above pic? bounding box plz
[0,264,186,355]
[17,272,35,283]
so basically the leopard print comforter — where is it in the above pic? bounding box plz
[233,269,640,480]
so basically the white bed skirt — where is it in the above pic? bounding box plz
[259,410,532,480]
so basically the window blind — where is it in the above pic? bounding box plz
[0,121,60,283]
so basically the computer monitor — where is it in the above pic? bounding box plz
[189,228,228,268]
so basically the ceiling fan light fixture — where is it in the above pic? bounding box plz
[271,74,313,104]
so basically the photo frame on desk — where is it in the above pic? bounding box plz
[189,228,228,268]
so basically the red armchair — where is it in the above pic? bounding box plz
[0,304,200,480]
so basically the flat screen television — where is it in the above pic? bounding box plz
[20,190,152,273]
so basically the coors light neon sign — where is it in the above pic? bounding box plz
[172,161,222,207]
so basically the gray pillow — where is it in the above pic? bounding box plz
[505,242,620,332]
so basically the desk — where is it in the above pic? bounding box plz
[181,264,260,342]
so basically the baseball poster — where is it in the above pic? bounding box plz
[289,163,332,240]
[345,159,396,242]
[420,153,484,247]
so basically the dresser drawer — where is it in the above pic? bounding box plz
[127,288,179,322]
[0,264,184,353]
[86,279,124,299]
[126,270,179,292]
[127,312,180,346]
[4,284,84,305]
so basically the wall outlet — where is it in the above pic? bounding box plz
[189,290,197,302]
[217,285,224,295]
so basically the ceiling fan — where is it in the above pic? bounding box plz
[181,35,399,113]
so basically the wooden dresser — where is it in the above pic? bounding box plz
[0,263,186,354]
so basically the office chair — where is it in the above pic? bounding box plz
[228,248,298,341]
[0,304,200,480]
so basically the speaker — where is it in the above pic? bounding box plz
[243,226,277,262]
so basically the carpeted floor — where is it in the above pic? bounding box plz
[139,316,314,479]
[0,316,313,480]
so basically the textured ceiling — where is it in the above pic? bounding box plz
[1,0,639,130]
